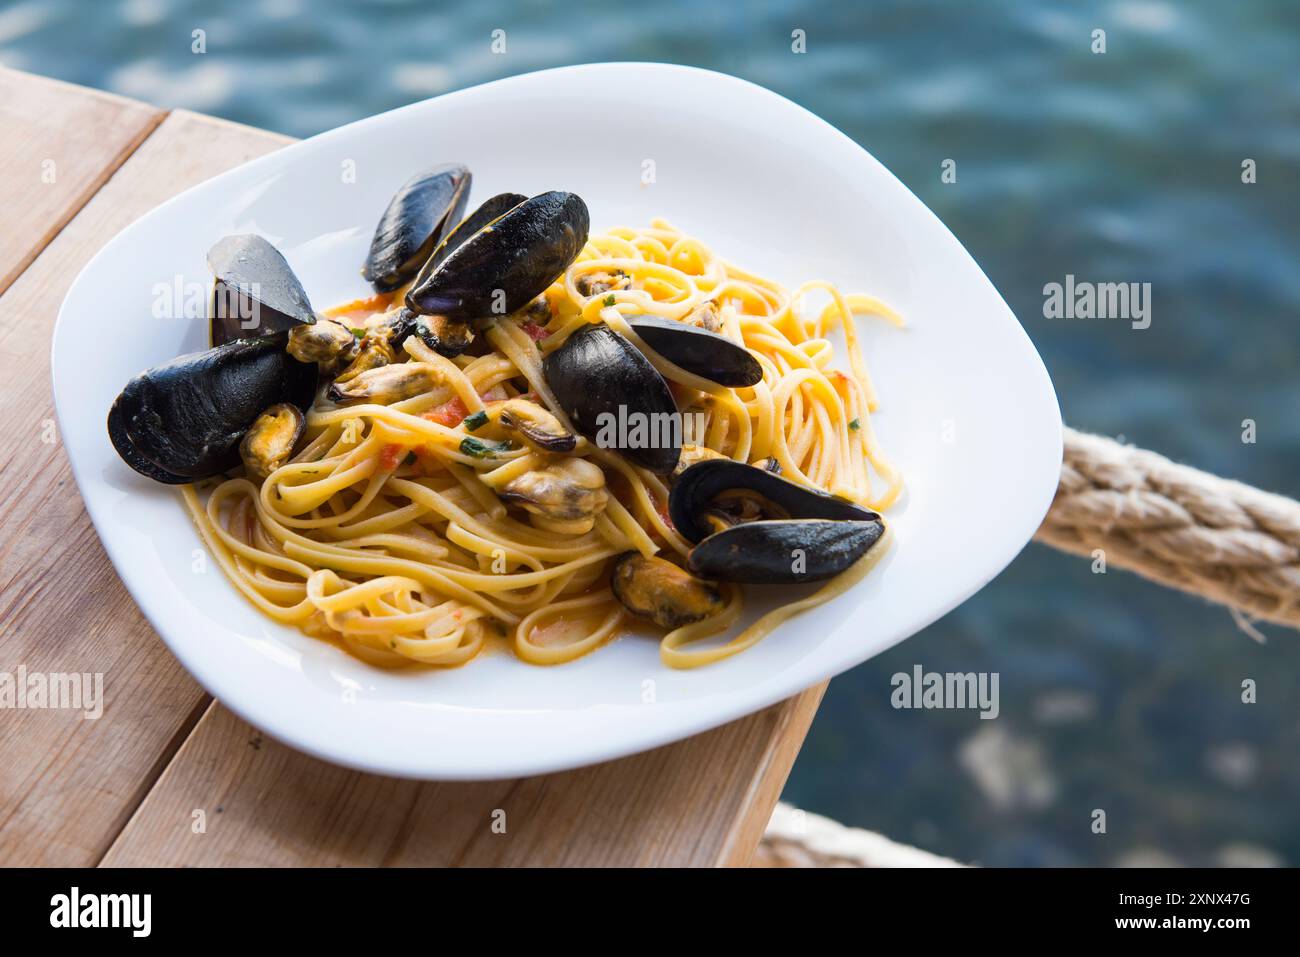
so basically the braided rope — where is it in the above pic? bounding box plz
[757,432,1300,868]
[756,803,965,867]
[1034,428,1300,630]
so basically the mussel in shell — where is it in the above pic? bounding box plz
[411,192,528,291]
[287,318,359,367]
[687,518,884,583]
[239,402,306,479]
[406,191,589,325]
[542,323,680,474]
[208,235,316,346]
[626,314,762,388]
[362,163,471,292]
[108,334,317,483]
[411,313,475,358]
[669,459,884,584]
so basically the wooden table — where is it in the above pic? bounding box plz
[0,68,823,867]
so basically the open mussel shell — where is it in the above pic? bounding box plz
[687,519,884,584]
[411,191,528,291]
[208,234,316,346]
[411,313,474,357]
[406,190,589,324]
[108,334,317,483]
[669,459,879,543]
[669,460,885,583]
[362,163,471,292]
[627,315,762,388]
[542,323,680,473]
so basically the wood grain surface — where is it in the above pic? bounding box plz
[0,76,825,867]
[0,110,291,866]
[0,68,162,296]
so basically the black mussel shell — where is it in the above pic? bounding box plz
[362,163,471,292]
[669,459,879,543]
[542,323,680,474]
[411,192,528,290]
[108,334,317,483]
[687,519,884,584]
[627,315,762,387]
[208,234,316,346]
[407,191,589,325]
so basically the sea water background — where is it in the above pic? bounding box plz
[3,0,1295,865]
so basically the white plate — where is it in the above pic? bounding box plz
[53,63,1061,780]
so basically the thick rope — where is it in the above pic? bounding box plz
[1035,428,1300,630]
[756,803,965,867]
[758,431,1300,868]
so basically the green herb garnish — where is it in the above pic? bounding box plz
[463,410,489,432]
[459,437,511,458]
[603,294,616,307]
[848,418,861,431]
[349,327,367,338]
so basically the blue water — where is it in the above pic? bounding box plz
[5,0,1297,865]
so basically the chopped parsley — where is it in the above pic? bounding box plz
[459,437,511,458]
[463,410,489,432]
[848,418,861,431]
[349,327,367,338]
[603,294,617,307]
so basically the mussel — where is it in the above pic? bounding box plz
[208,235,316,346]
[669,459,885,584]
[108,334,317,483]
[542,323,680,473]
[498,457,609,527]
[626,314,762,388]
[496,398,576,454]
[412,192,528,289]
[240,402,306,478]
[327,362,442,405]
[410,313,475,358]
[610,553,724,630]
[287,317,360,368]
[406,191,589,325]
[362,163,471,292]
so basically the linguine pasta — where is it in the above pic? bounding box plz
[181,219,901,669]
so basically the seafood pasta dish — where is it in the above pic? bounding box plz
[107,163,901,670]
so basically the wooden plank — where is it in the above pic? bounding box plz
[102,684,823,868]
[0,67,162,296]
[0,109,291,866]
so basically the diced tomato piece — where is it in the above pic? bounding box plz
[422,396,469,427]
[379,443,404,471]
[519,320,550,341]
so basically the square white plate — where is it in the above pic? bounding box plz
[53,63,1060,779]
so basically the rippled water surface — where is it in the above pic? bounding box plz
[4,0,1297,865]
